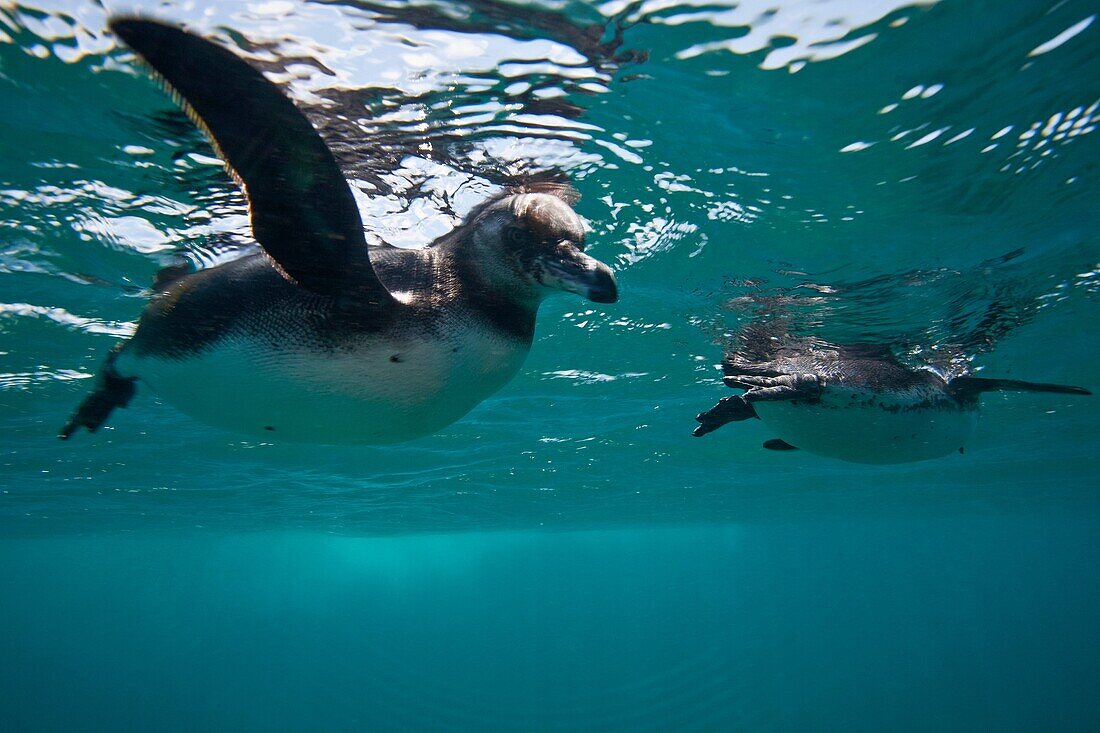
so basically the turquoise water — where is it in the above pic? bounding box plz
[2,0,1098,729]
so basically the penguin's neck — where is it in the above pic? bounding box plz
[438,235,540,343]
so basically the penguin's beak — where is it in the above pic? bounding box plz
[536,245,618,304]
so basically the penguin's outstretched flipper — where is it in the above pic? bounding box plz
[109,17,392,306]
[950,377,1091,399]
[724,373,824,404]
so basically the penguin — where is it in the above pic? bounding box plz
[692,323,1090,463]
[60,18,618,444]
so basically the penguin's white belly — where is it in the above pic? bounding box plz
[115,327,529,444]
[753,388,978,464]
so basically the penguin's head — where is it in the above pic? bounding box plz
[465,188,618,305]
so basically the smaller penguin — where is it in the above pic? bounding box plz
[692,323,1090,463]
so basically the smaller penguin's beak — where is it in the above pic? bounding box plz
[536,246,618,304]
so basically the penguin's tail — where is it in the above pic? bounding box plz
[59,346,137,440]
[950,376,1091,398]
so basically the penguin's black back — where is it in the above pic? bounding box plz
[128,246,537,361]
[724,326,946,393]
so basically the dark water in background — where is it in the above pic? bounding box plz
[1,0,1099,729]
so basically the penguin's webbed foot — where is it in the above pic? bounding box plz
[59,371,136,440]
[763,438,798,452]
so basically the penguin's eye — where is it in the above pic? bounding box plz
[505,227,526,246]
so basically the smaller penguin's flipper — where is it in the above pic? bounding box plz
[763,439,798,452]
[59,349,137,440]
[725,373,824,404]
[950,377,1091,398]
[693,395,758,437]
[109,18,391,306]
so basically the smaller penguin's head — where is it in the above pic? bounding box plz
[466,187,618,305]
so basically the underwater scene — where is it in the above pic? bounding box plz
[2,0,1098,730]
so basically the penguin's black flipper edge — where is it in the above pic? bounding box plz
[109,17,392,306]
[950,376,1091,398]
[763,439,798,452]
[152,261,192,291]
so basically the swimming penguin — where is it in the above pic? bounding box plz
[60,18,618,444]
[692,323,1090,463]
